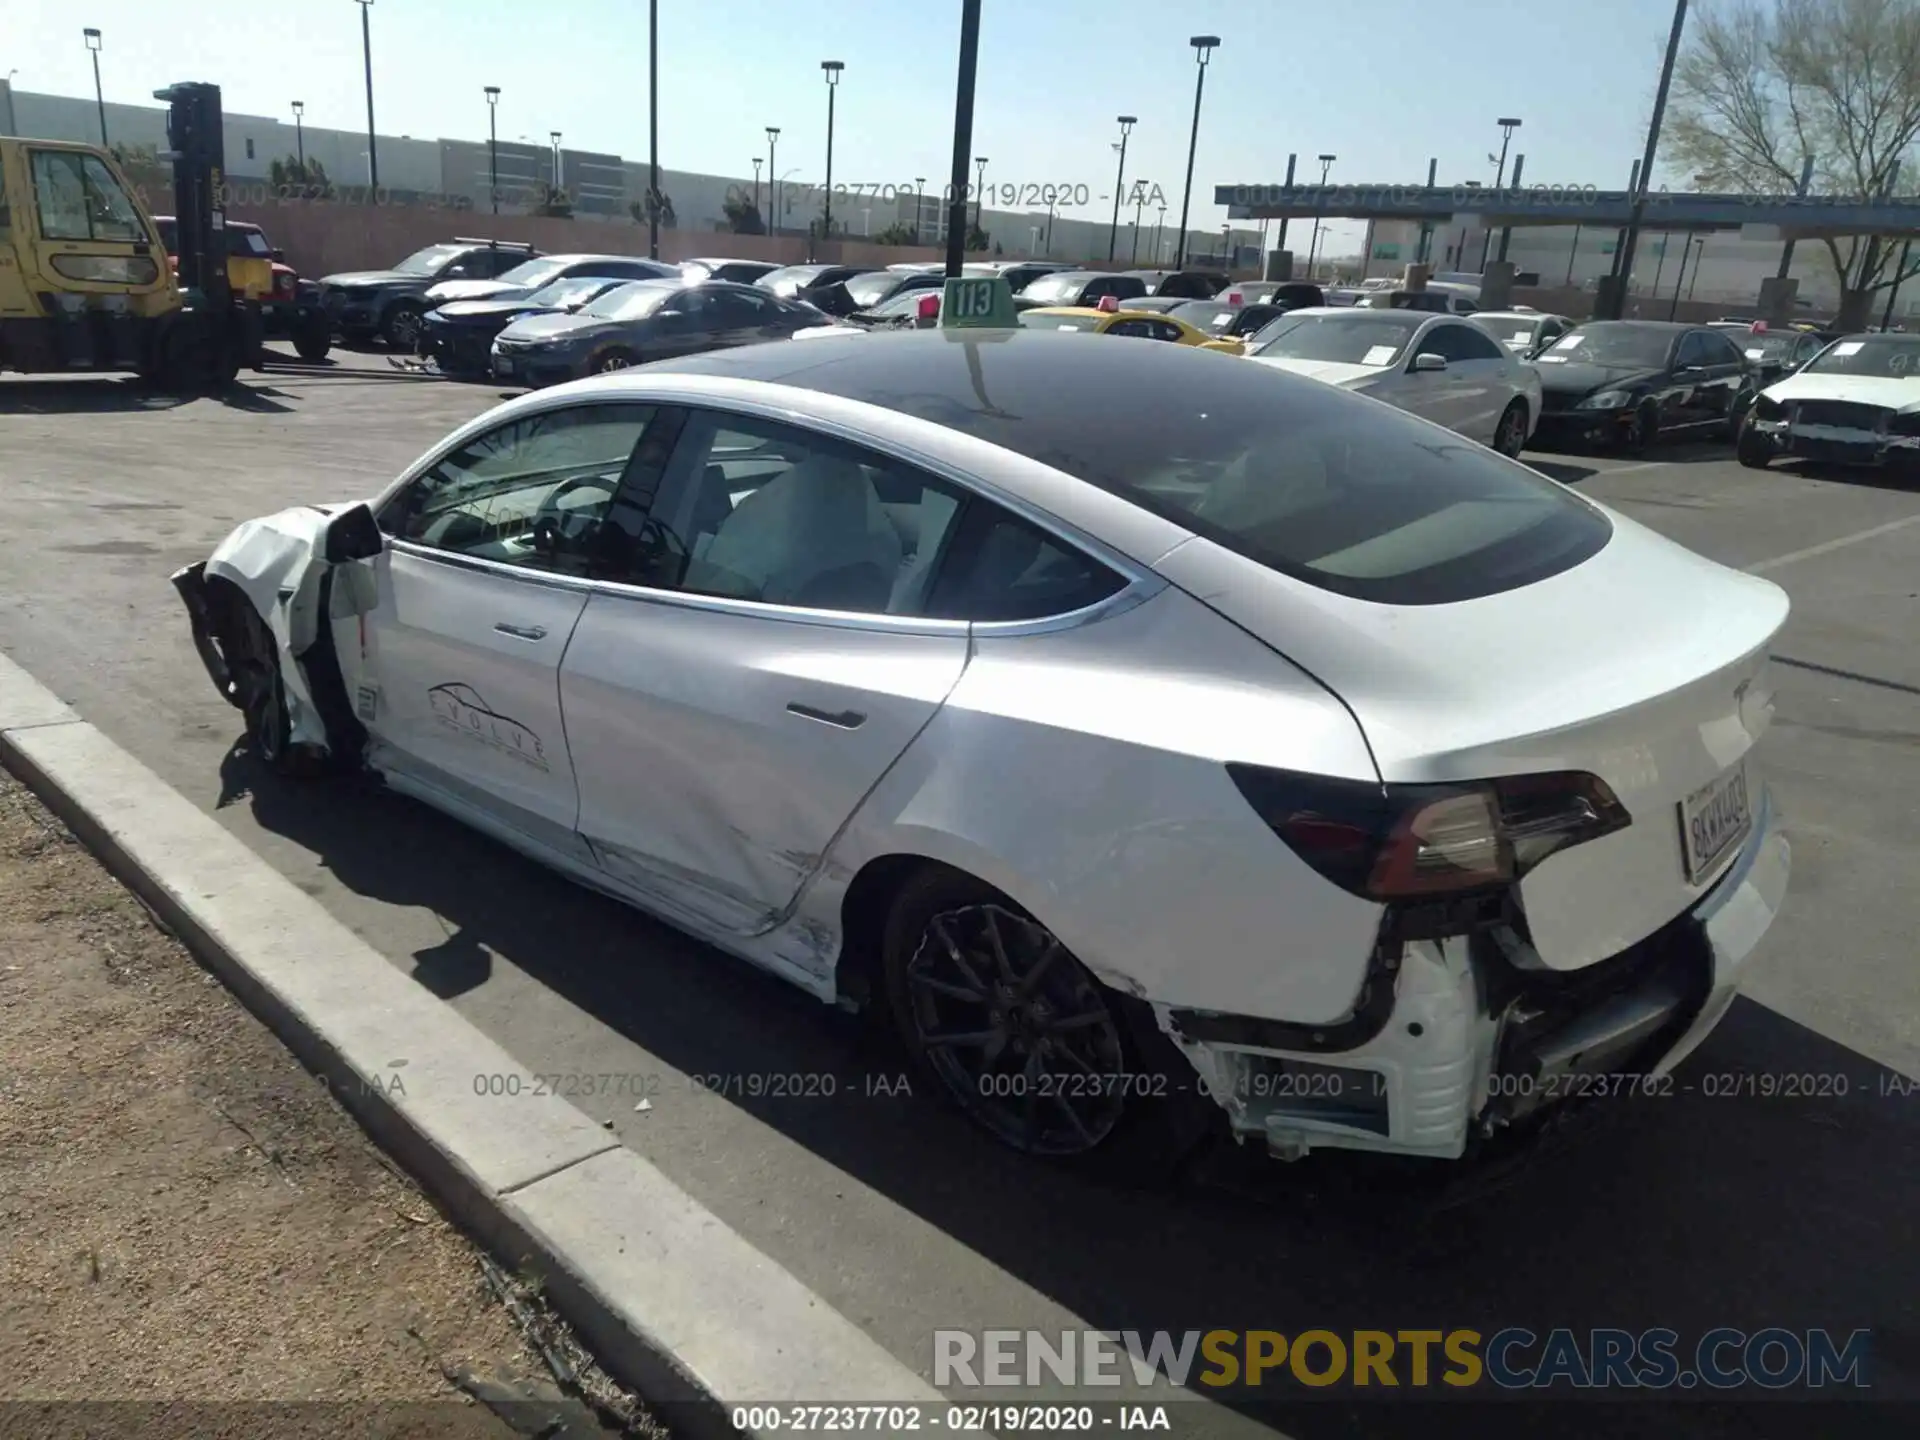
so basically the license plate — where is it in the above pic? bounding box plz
[494,357,514,376]
[1679,762,1752,884]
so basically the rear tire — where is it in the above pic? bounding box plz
[880,867,1216,1183]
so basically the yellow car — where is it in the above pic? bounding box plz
[1017,302,1245,354]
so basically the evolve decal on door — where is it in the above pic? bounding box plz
[426,682,550,770]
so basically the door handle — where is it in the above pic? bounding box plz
[786,702,866,730]
[494,622,548,641]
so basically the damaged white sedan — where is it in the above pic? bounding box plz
[174,330,1791,1173]
[1738,331,1920,471]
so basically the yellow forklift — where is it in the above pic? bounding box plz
[0,82,265,392]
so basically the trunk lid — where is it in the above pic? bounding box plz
[1155,509,1789,971]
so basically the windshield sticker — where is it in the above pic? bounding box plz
[1511,331,1532,343]
[1746,348,1768,359]
[428,683,549,770]
[1362,345,1399,366]
[1538,354,1568,362]
[1834,341,1865,355]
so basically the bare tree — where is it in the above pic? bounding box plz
[1667,0,1920,326]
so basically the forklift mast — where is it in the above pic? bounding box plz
[154,81,231,312]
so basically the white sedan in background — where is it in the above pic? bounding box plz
[172,331,1786,1173]
[1246,306,1543,457]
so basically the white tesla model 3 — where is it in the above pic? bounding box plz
[174,330,1790,1173]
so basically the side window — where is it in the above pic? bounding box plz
[378,404,657,575]
[1151,320,1187,343]
[714,288,777,323]
[29,149,145,242]
[1113,277,1149,299]
[1445,323,1507,361]
[1416,325,1471,362]
[643,411,968,616]
[1106,318,1156,338]
[1080,280,1115,304]
[924,505,1126,623]
[1675,332,1711,369]
[1538,320,1567,346]
[1704,332,1745,366]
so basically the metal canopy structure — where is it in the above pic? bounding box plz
[1215,182,1920,237]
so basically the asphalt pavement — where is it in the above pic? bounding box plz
[2,347,1916,1435]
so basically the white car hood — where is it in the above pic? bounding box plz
[1247,356,1382,388]
[1762,372,1920,412]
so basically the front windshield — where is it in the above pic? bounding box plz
[1480,317,1540,349]
[1018,312,1104,332]
[496,258,569,288]
[582,282,677,321]
[1019,274,1087,302]
[1542,325,1675,369]
[530,277,614,307]
[846,271,907,307]
[394,244,465,276]
[1250,312,1418,366]
[1800,336,1920,377]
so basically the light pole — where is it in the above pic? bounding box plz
[1307,154,1335,277]
[1130,180,1148,263]
[820,61,844,237]
[914,176,926,245]
[1173,35,1220,269]
[83,29,106,148]
[752,157,763,230]
[647,0,660,258]
[550,131,563,196]
[943,0,981,275]
[1044,189,1058,253]
[974,155,988,237]
[1606,0,1690,319]
[483,87,499,212]
[292,100,306,175]
[1480,117,1522,270]
[1154,204,1166,263]
[1107,115,1137,262]
[354,0,378,192]
[1221,223,1232,268]
[766,127,781,233]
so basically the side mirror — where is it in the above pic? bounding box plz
[1675,364,1706,379]
[270,248,286,262]
[324,503,386,564]
[1411,352,1448,373]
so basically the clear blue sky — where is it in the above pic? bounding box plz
[9,0,1686,250]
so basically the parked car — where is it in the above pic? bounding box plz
[968,260,1076,293]
[1246,306,1541,457]
[1473,309,1576,358]
[421,276,642,378]
[756,263,880,303]
[1164,298,1292,341]
[1017,300,1244,351]
[1230,281,1326,311]
[1737,331,1920,470]
[1121,269,1228,299]
[1014,270,1151,309]
[681,257,782,285]
[488,278,829,385]
[1531,321,1756,452]
[423,253,677,310]
[174,328,1789,1172]
[807,268,946,318]
[320,239,539,349]
[1709,322,1834,392]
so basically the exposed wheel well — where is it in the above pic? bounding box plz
[836,854,990,1010]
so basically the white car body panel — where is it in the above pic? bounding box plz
[182,348,1791,1163]
[1758,372,1920,411]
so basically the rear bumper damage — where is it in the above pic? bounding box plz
[1159,785,1789,1161]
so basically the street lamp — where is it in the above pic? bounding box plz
[1221,222,1232,267]
[1130,180,1149,263]
[1480,117,1522,269]
[1173,35,1220,269]
[354,0,378,192]
[1606,0,1691,318]
[483,87,499,212]
[914,176,926,245]
[550,130,562,194]
[1154,204,1166,263]
[820,61,844,236]
[752,157,763,230]
[974,155,988,236]
[292,100,306,175]
[1107,115,1137,262]
[82,29,106,148]
[647,0,661,258]
[766,127,781,233]
[1307,154,1335,276]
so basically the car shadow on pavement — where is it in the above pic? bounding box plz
[0,378,195,414]
[1520,457,1599,485]
[220,751,1920,1436]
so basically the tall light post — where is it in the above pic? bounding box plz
[1130,180,1149,263]
[1173,35,1220,269]
[83,29,107,148]
[766,127,781,233]
[943,0,982,276]
[1154,204,1166,263]
[354,0,378,192]
[751,157,763,230]
[1107,115,1137,262]
[292,100,306,174]
[550,131,563,196]
[1307,153,1335,277]
[647,0,660,258]
[482,87,499,212]
[973,155,988,236]
[1606,0,1690,319]
[914,176,926,244]
[1480,116,1522,270]
[820,61,844,237]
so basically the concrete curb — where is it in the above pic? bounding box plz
[0,651,977,1440]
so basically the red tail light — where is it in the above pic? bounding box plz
[1226,765,1631,902]
[1097,294,1120,312]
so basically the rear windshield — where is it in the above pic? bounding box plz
[1019,312,1103,332]
[1019,274,1091,303]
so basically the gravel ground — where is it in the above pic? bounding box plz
[0,771,655,1439]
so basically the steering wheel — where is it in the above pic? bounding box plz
[530,474,614,557]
